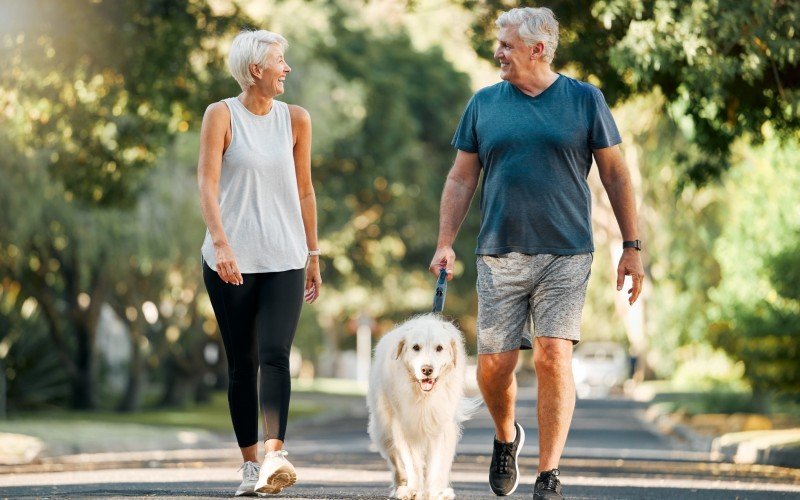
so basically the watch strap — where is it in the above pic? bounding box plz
[622,240,642,251]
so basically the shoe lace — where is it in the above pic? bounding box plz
[239,461,260,481]
[492,441,515,475]
[537,469,561,491]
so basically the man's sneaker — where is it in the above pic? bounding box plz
[489,421,525,496]
[255,450,297,494]
[533,468,563,500]
[235,461,260,496]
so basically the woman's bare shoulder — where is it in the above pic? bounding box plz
[205,101,231,122]
[287,104,311,124]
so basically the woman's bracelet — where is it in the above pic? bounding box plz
[308,249,321,256]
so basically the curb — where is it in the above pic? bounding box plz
[0,447,240,475]
[643,401,800,469]
[643,405,715,454]
[712,429,800,467]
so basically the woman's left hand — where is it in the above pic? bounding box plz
[305,257,322,303]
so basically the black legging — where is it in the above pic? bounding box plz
[203,261,305,447]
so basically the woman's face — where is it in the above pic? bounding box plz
[252,44,291,96]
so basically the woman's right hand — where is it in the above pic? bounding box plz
[215,243,243,285]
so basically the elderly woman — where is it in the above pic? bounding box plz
[198,30,321,497]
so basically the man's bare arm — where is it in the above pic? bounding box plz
[429,150,482,280]
[594,145,644,304]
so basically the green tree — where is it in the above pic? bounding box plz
[0,0,245,408]
[708,140,800,404]
[0,0,243,206]
[265,1,477,355]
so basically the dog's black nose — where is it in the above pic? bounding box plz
[421,365,433,377]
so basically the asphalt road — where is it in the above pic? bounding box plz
[2,384,799,499]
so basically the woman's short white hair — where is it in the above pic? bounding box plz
[496,7,559,64]
[228,30,289,91]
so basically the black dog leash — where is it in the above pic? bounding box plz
[432,268,448,314]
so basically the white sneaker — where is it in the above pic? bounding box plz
[235,461,261,496]
[254,450,297,494]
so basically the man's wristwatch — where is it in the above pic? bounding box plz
[623,240,642,251]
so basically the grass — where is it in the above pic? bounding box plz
[1,392,324,435]
[3,380,366,433]
[641,381,800,427]
[0,383,367,455]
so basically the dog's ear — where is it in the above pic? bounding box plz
[395,339,405,360]
[450,339,457,367]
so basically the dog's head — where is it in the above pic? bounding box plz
[394,316,463,393]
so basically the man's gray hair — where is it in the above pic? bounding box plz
[227,30,289,91]
[496,7,559,64]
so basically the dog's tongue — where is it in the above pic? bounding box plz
[420,379,435,391]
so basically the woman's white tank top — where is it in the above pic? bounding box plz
[201,97,307,273]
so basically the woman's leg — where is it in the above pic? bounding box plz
[203,262,260,460]
[253,268,305,451]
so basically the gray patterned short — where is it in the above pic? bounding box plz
[476,252,592,354]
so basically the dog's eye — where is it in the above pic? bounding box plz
[436,345,443,352]
[412,344,421,351]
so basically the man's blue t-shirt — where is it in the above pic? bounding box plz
[451,75,621,255]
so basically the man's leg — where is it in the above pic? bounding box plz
[477,350,519,442]
[533,337,575,472]
[530,253,590,475]
[475,253,532,496]
[479,349,526,496]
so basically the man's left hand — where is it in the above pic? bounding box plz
[616,249,644,305]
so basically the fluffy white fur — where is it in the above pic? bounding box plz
[367,314,476,500]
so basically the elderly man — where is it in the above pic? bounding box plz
[429,7,644,500]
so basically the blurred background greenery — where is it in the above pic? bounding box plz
[0,0,798,423]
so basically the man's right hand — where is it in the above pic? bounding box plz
[215,243,243,285]
[429,246,456,281]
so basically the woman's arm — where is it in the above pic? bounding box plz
[289,104,321,303]
[197,102,242,285]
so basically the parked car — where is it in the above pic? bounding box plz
[572,341,629,398]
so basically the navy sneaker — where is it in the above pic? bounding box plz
[533,468,563,499]
[489,421,525,495]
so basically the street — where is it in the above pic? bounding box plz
[2,384,799,499]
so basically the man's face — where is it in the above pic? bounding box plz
[494,26,532,83]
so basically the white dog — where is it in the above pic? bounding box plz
[367,314,476,500]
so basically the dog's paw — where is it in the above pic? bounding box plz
[428,487,455,500]
[392,485,419,499]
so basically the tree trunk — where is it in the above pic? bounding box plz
[117,319,143,412]
[0,359,6,419]
[159,358,192,408]
[71,323,95,409]
[194,377,211,404]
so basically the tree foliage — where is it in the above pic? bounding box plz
[0,0,245,409]
[269,0,477,354]
[0,0,243,206]
[459,0,800,186]
[706,139,800,399]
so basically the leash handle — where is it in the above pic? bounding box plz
[432,268,448,313]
